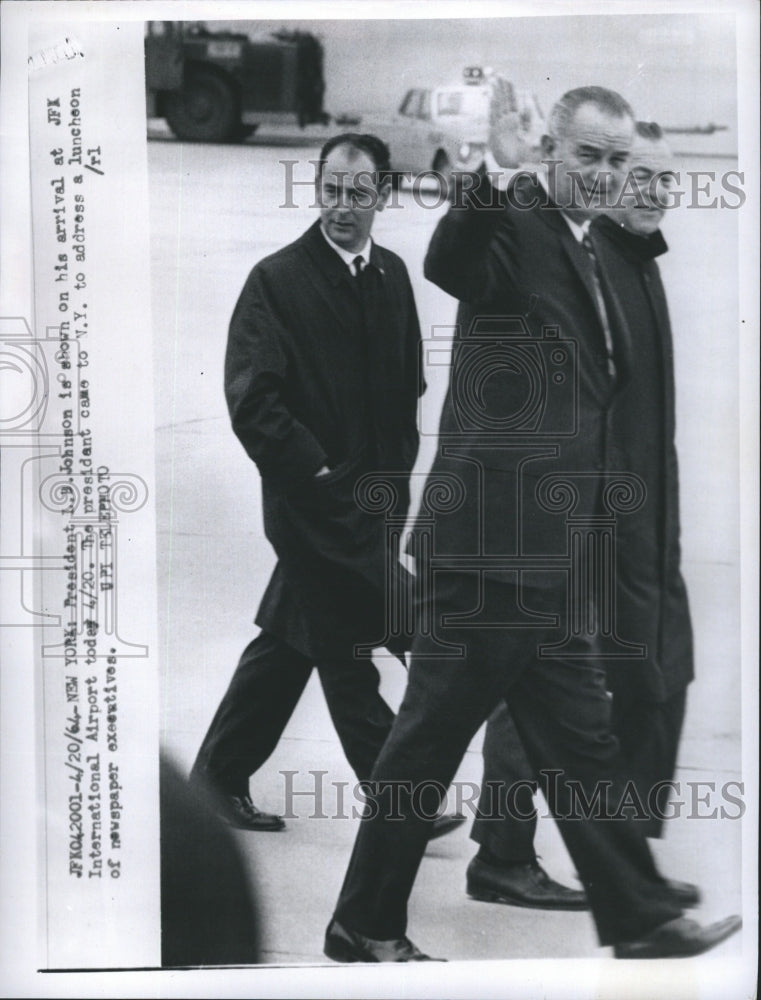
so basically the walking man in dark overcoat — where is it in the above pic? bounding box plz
[594,120,695,826]
[465,121,699,910]
[190,133,459,838]
[324,88,740,961]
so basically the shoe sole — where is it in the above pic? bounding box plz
[218,814,286,832]
[323,937,373,963]
[467,885,589,911]
[614,916,742,959]
[324,939,441,963]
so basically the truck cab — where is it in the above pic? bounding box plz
[145,21,328,142]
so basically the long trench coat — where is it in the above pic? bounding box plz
[224,220,424,661]
[421,170,692,700]
[592,215,693,698]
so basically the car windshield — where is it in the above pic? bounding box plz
[399,91,419,116]
[435,88,488,117]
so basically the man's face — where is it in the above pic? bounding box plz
[542,102,634,219]
[317,145,390,252]
[617,135,676,235]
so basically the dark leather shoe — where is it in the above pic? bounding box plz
[429,812,466,840]
[218,794,285,831]
[324,918,442,963]
[614,915,741,959]
[466,856,589,911]
[664,878,701,907]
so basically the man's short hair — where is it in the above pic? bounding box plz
[634,120,664,141]
[317,132,392,185]
[547,86,634,139]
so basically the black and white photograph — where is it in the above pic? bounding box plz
[0,2,758,997]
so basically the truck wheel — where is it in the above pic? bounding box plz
[432,151,453,198]
[164,69,239,142]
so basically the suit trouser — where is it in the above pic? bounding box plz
[190,630,396,794]
[610,687,688,838]
[333,612,683,946]
[471,687,689,859]
[470,701,539,862]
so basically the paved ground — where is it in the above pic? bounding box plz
[148,130,745,970]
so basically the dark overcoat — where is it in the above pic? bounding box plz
[421,170,691,699]
[225,220,423,660]
[592,215,693,698]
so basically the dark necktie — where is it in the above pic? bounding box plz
[582,233,617,379]
[353,254,365,277]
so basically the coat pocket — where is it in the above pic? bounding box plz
[287,448,382,557]
[302,448,367,511]
[310,455,357,489]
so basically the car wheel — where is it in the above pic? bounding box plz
[432,151,453,198]
[164,68,240,142]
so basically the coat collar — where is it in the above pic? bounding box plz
[593,215,669,263]
[508,172,583,239]
[517,175,612,328]
[300,219,387,286]
[292,220,391,347]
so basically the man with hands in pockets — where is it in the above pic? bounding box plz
[191,132,462,842]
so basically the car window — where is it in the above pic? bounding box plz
[399,90,419,117]
[418,91,431,120]
[436,90,464,116]
[435,88,490,118]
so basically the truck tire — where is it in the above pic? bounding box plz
[164,68,239,143]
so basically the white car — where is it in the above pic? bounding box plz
[370,69,546,194]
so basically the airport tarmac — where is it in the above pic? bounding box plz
[148,132,744,965]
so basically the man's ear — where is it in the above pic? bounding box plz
[376,178,392,211]
[540,133,555,159]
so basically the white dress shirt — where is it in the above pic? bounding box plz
[320,224,372,275]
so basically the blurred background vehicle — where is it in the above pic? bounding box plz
[356,68,545,195]
[145,21,329,142]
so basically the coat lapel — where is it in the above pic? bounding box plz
[517,179,603,314]
[586,232,633,388]
[592,218,674,392]
[550,214,633,392]
[298,221,365,340]
[533,205,627,402]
